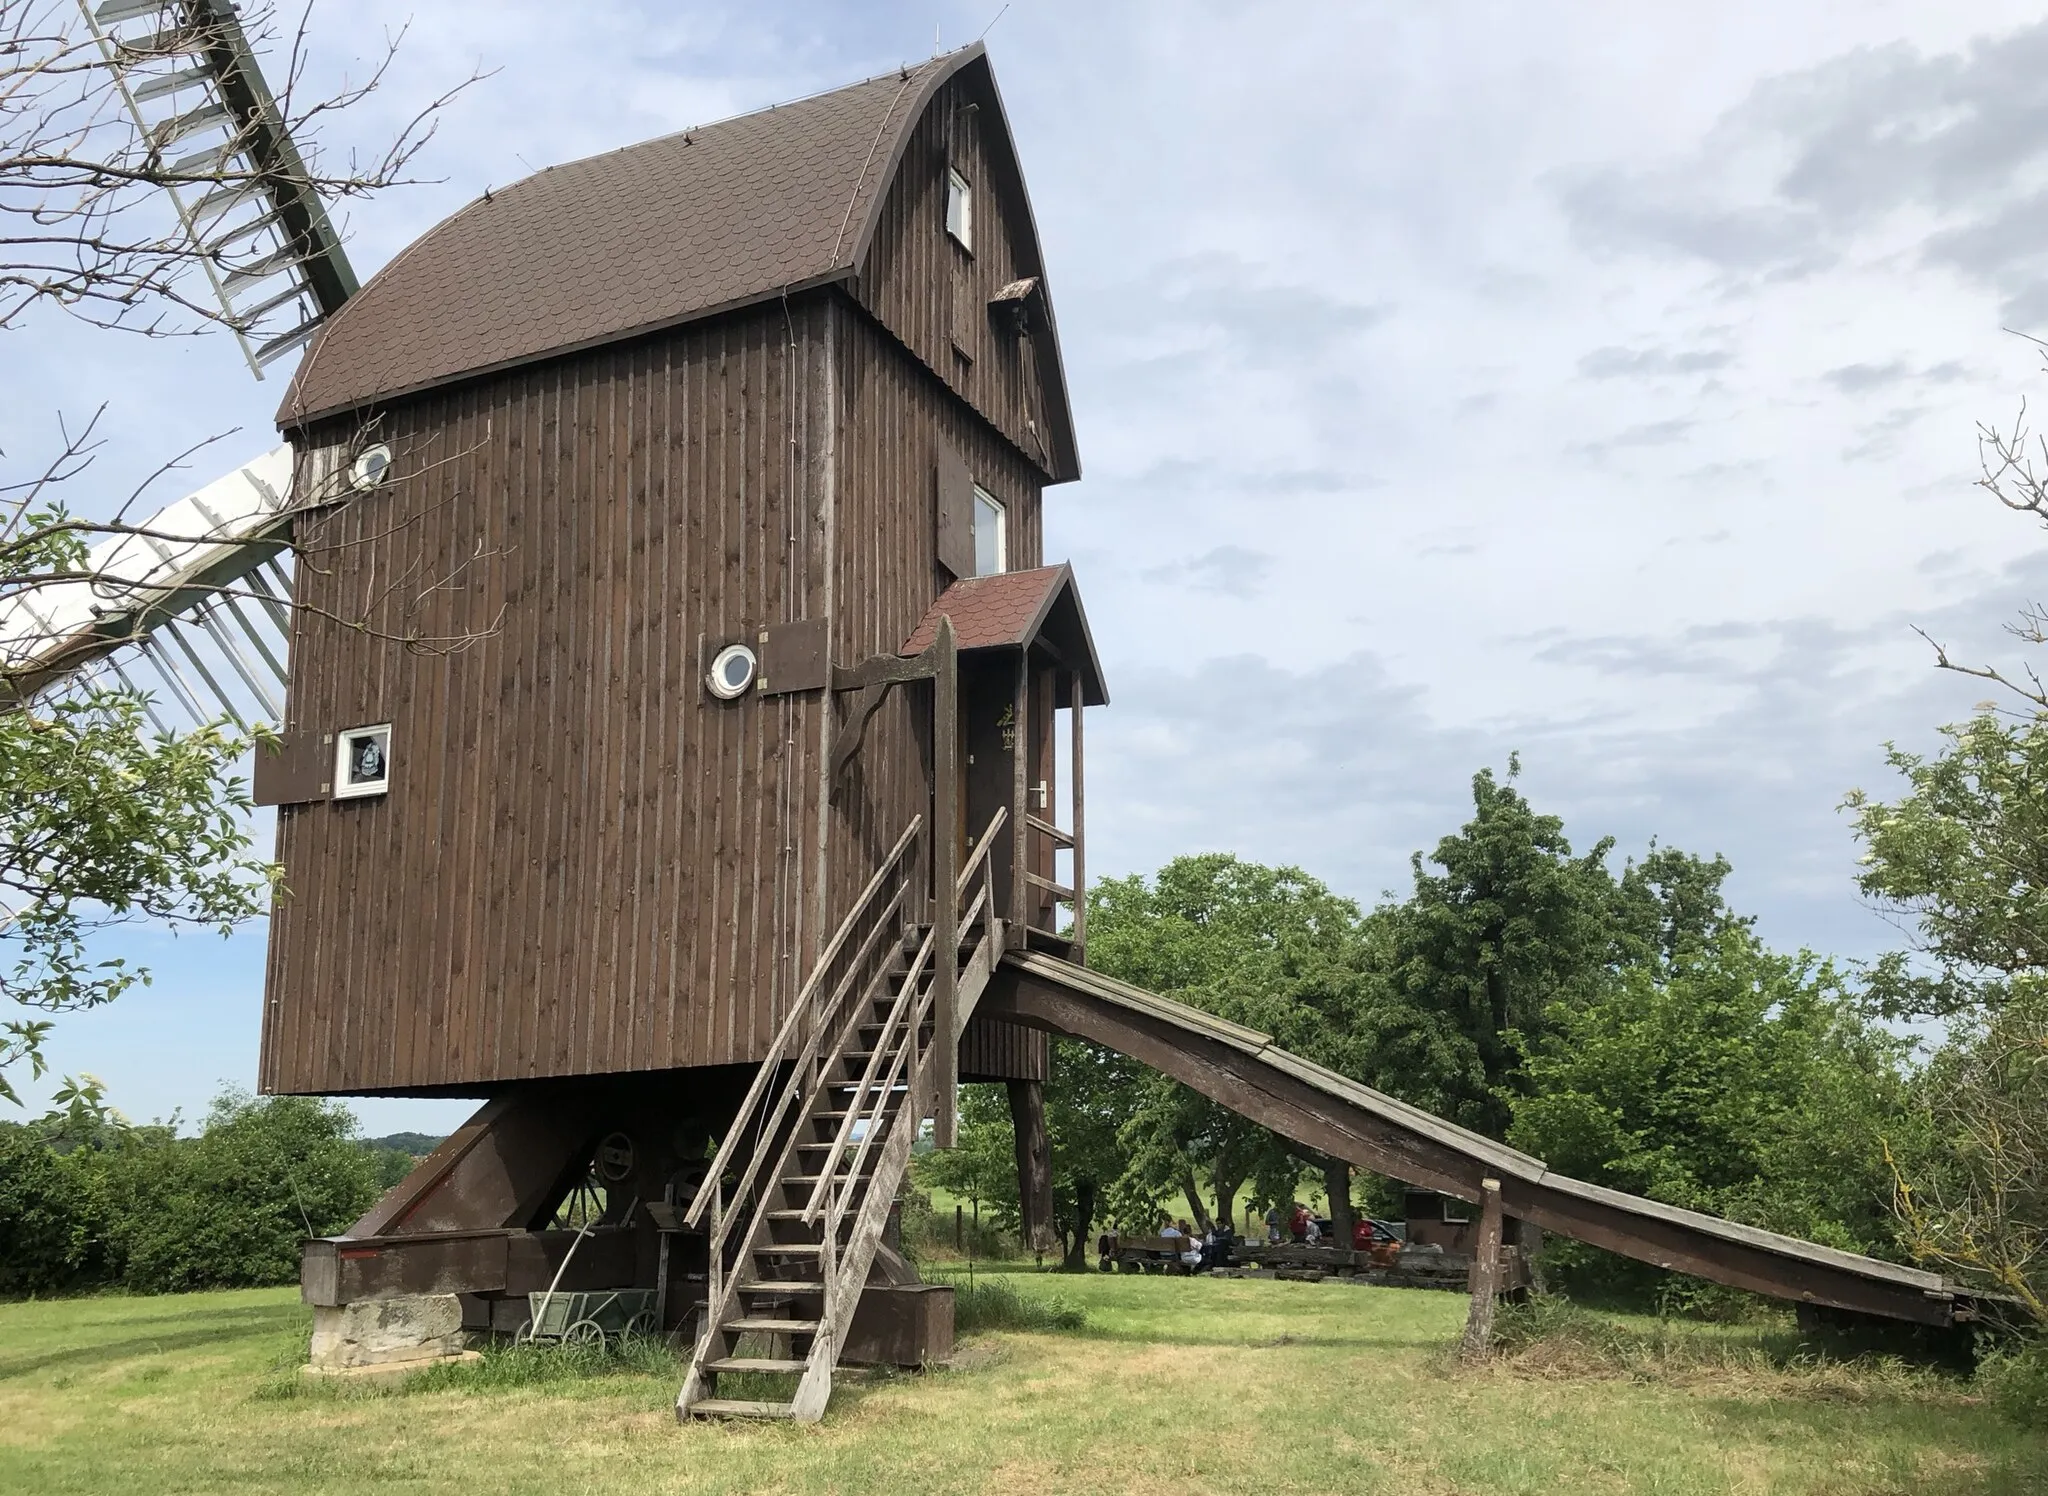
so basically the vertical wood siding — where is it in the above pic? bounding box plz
[262,65,1070,1094]
[262,304,835,1095]
[858,75,1057,483]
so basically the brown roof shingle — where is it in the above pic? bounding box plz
[901,564,1107,704]
[280,49,980,428]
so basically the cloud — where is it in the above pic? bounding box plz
[1142,545,1274,599]
[1089,554,2048,958]
[1578,346,1734,380]
[1571,418,1696,459]
[1824,359,1973,393]
[1555,20,2048,319]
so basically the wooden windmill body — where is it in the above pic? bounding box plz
[8,21,1988,1423]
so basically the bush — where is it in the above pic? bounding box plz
[0,1088,381,1297]
[1977,1336,2048,1425]
[105,1091,381,1293]
[0,1123,91,1295]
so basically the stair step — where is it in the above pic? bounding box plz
[740,1279,824,1294]
[705,1356,807,1374]
[755,1242,823,1255]
[689,1398,796,1420]
[725,1316,819,1334]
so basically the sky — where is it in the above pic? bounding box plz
[9,0,2048,1134]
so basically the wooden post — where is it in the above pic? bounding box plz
[1007,1077,1055,1255]
[1323,1156,1354,1252]
[955,1203,963,1251]
[1008,649,1029,946]
[1069,670,1085,956]
[933,614,959,1148]
[1460,1177,1504,1361]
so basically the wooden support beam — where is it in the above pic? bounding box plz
[1009,649,1029,944]
[1022,869,1077,901]
[827,646,944,785]
[932,615,960,1149]
[981,959,1966,1328]
[1460,1178,1504,1361]
[1069,671,1086,954]
[1007,1078,1055,1256]
[1023,812,1073,847]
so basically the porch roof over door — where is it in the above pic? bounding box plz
[900,563,1107,705]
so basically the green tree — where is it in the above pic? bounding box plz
[1848,712,2048,1318]
[1364,760,1622,1137]
[1847,715,2048,1019]
[1087,854,1375,1234]
[97,1090,380,1293]
[1508,925,1917,1304]
[1,683,269,1101]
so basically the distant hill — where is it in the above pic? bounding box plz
[361,1131,444,1156]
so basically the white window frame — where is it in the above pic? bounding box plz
[971,485,1007,576]
[946,166,973,252]
[333,723,392,800]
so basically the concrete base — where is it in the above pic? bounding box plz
[309,1293,475,1371]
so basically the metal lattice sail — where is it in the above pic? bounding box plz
[76,0,359,373]
[4,4,367,730]
[0,446,296,732]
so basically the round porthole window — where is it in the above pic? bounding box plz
[349,443,393,491]
[706,642,757,699]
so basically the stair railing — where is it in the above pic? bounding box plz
[801,807,1014,1374]
[684,813,924,1235]
[685,815,924,1356]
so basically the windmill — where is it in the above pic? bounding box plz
[1,0,363,734]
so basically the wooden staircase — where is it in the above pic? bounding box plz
[676,809,1006,1422]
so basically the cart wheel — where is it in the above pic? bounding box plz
[562,1319,606,1348]
[624,1310,657,1339]
[511,1321,534,1346]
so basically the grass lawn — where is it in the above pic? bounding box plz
[1,1273,2042,1495]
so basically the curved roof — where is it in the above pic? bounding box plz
[281,45,1063,444]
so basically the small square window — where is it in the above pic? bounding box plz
[972,486,1006,576]
[946,167,972,251]
[333,723,392,800]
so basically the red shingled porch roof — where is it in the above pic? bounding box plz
[900,563,1108,705]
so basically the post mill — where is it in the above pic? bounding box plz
[1,18,1995,1426]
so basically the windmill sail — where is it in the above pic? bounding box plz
[0,446,296,733]
[77,0,360,374]
[5,3,375,729]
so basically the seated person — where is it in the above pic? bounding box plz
[1289,1203,1311,1242]
[1174,1218,1203,1270]
[1352,1217,1375,1252]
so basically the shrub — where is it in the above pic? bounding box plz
[1977,1336,2048,1425]
[105,1091,381,1293]
[0,1122,91,1295]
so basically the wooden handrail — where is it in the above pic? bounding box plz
[1023,811,1073,848]
[685,814,922,1229]
[1023,868,1077,902]
[804,924,936,1222]
[955,806,1009,898]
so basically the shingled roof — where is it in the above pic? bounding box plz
[901,564,1107,704]
[280,45,1059,439]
